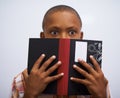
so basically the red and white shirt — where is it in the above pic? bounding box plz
[11,71,110,98]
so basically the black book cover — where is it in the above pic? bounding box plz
[27,38,102,95]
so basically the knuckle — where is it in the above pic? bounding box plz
[30,70,36,75]
[85,81,91,86]
[99,72,104,78]
[40,74,45,80]
[95,74,99,80]
[83,72,87,76]
[82,61,86,65]
[87,65,93,71]
[43,63,48,68]
[32,70,40,76]
[30,69,40,77]
[43,59,52,67]
[52,75,61,80]
[47,68,53,73]
[52,76,57,80]
[35,60,40,65]
[95,72,104,80]
[81,70,87,76]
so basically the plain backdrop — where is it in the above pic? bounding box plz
[0,0,120,98]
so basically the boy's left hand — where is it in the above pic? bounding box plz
[70,55,108,98]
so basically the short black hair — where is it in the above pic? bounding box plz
[42,5,82,30]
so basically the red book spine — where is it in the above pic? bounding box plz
[57,39,70,95]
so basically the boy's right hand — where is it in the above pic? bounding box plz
[23,54,64,98]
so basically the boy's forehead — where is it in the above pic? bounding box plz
[42,10,82,30]
[43,11,81,30]
[45,11,81,25]
[48,10,78,19]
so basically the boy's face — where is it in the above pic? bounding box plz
[41,11,83,39]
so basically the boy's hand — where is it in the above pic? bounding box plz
[70,55,108,98]
[23,54,63,98]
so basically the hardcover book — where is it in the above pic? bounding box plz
[27,38,102,95]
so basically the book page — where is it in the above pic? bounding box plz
[75,41,87,62]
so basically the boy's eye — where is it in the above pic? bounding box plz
[68,30,76,35]
[50,31,58,35]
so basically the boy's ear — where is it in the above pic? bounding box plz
[80,31,83,39]
[40,32,45,38]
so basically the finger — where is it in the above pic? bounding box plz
[32,54,46,70]
[78,58,97,76]
[73,64,93,80]
[39,55,56,72]
[104,77,108,86]
[89,55,101,72]
[22,69,28,88]
[45,61,62,76]
[22,69,28,79]
[70,77,90,86]
[45,73,64,83]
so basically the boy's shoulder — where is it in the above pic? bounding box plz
[11,70,25,98]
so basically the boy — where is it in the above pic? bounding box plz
[11,5,110,98]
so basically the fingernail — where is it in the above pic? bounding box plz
[78,58,83,62]
[90,55,93,58]
[41,54,45,57]
[60,73,64,76]
[73,64,77,68]
[57,61,62,64]
[70,77,74,80]
[52,55,56,59]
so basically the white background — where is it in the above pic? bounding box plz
[0,0,120,98]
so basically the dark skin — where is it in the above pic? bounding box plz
[23,11,108,98]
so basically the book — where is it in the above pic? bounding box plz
[27,38,102,95]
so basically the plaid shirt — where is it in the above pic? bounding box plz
[11,71,110,98]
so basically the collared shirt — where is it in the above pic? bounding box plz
[11,71,110,98]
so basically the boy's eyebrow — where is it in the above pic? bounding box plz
[66,26,78,30]
[48,26,79,30]
[49,26,60,29]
